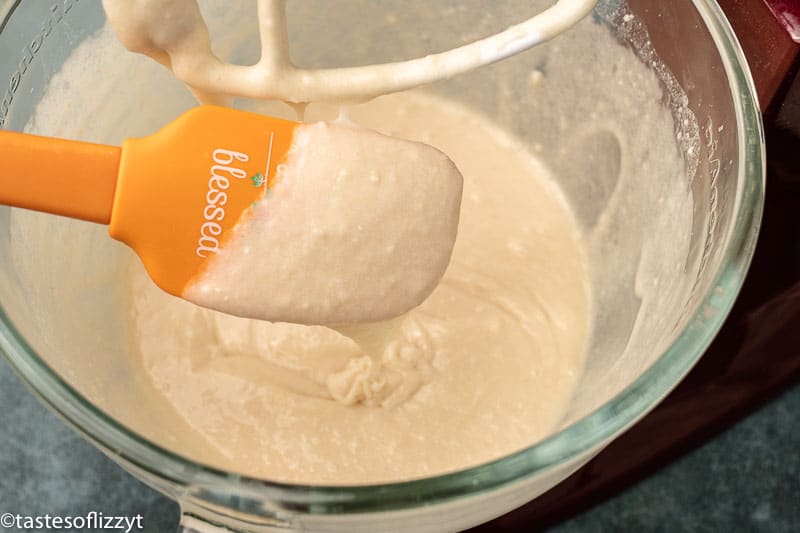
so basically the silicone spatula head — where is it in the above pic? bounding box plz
[0,105,463,325]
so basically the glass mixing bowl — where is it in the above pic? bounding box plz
[0,1,764,531]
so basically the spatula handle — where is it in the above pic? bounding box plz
[0,130,120,224]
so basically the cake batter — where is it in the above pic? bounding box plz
[184,122,463,325]
[17,3,599,483]
[130,91,591,482]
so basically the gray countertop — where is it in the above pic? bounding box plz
[0,356,797,532]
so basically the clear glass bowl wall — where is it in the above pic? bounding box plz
[0,1,763,531]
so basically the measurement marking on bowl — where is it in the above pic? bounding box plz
[0,0,80,127]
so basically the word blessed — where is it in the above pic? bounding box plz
[1,511,142,532]
[196,148,250,258]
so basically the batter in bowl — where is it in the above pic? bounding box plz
[130,92,590,481]
[15,3,614,483]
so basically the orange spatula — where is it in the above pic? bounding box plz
[0,105,297,303]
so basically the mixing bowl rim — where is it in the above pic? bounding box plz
[0,0,766,515]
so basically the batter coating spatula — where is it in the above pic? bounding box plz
[0,105,464,325]
[0,105,297,306]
